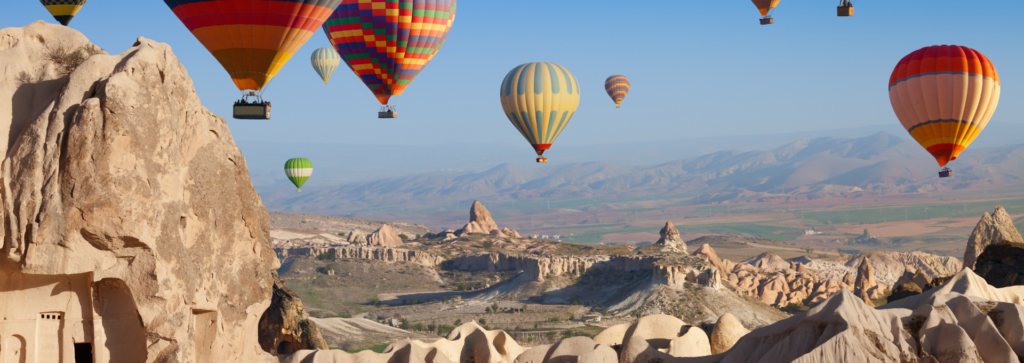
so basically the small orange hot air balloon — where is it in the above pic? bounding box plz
[888,45,1001,178]
[751,0,779,24]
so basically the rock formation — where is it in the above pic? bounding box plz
[456,200,523,238]
[853,257,881,303]
[709,313,749,355]
[277,245,445,267]
[743,252,790,271]
[974,242,1024,288]
[259,273,328,356]
[367,224,404,248]
[347,229,368,244]
[712,244,850,307]
[0,22,275,362]
[964,206,1024,269]
[655,221,687,253]
[620,314,689,351]
[515,337,618,363]
[593,323,630,347]
[692,243,726,273]
[653,257,722,290]
[887,282,923,304]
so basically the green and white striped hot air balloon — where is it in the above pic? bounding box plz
[284,158,313,192]
[311,47,341,85]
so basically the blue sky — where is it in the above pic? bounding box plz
[2,1,1021,152]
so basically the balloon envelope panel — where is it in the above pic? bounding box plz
[888,45,1000,167]
[41,0,88,26]
[322,0,457,105]
[499,62,581,156]
[164,0,344,91]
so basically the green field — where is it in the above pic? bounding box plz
[803,198,1024,225]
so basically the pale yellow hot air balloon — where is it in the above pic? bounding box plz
[499,62,581,163]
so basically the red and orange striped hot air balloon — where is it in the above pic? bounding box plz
[888,45,1001,178]
[165,0,343,119]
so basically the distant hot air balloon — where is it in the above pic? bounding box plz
[164,0,343,120]
[285,158,314,192]
[752,0,779,24]
[888,45,1000,178]
[41,0,87,26]
[322,0,457,118]
[311,47,341,85]
[499,63,581,163]
[605,75,630,108]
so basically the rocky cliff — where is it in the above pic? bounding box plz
[0,22,275,362]
[277,245,445,267]
[974,242,1024,288]
[259,273,328,356]
[965,206,1024,269]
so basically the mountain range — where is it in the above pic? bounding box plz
[260,131,1024,214]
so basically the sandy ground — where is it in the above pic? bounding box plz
[829,215,1007,237]
[271,230,315,240]
[311,317,435,349]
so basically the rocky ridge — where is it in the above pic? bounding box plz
[0,23,275,362]
[965,206,1024,269]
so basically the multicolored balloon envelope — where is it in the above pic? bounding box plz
[322,0,457,106]
[285,158,313,191]
[499,62,580,163]
[311,47,341,85]
[888,45,1000,170]
[41,0,88,26]
[164,0,343,92]
[605,75,630,108]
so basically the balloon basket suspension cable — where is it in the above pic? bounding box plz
[938,167,952,178]
[233,91,271,120]
[378,105,398,119]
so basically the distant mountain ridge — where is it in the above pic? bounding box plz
[261,132,1024,213]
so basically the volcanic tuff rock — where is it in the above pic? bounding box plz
[0,22,275,362]
[653,257,722,290]
[655,221,687,253]
[965,206,1024,269]
[367,224,404,247]
[347,229,368,244]
[887,282,923,304]
[844,251,963,288]
[693,243,726,273]
[854,257,881,303]
[743,252,790,271]
[277,245,445,267]
[456,200,523,238]
[710,244,851,307]
[515,337,618,363]
[709,313,749,355]
[974,242,1024,288]
[259,273,328,356]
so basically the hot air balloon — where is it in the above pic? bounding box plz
[752,0,779,24]
[164,0,344,120]
[838,0,854,16]
[285,158,313,192]
[40,0,87,26]
[499,63,580,163]
[605,75,630,108]
[322,0,457,118]
[311,47,341,85]
[888,45,1000,178]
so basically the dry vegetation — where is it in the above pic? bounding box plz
[46,44,104,76]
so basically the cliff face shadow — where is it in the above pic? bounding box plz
[9,74,66,155]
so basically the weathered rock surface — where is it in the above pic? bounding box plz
[655,221,687,253]
[653,257,722,290]
[887,282,923,304]
[0,22,275,362]
[284,339,454,363]
[854,257,881,303]
[709,313,749,355]
[515,336,618,363]
[693,243,726,273]
[367,224,404,248]
[277,245,445,266]
[974,242,1024,288]
[454,200,522,238]
[347,229,368,244]
[743,252,790,271]
[965,206,1024,270]
[289,322,522,363]
[715,244,850,307]
[259,273,328,356]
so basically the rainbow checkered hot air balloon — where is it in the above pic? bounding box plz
[284,158,313,192]
[164,0,343,92]
[888,45,1000,178]
[40,0,87,26]
[605,75,630,108]
[322,0,457,116]
[499,63,581,163]
[311,47,341,85]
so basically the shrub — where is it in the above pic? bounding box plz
[415,234,421,239]
[438,324,454,335]
[549,317,560,323]
[399,234,409,241]
[482,241,493,249]
[454,319,462,326]
[318,252,336,261]
[47,44,104,76]
[457,283,468,291]
[490,303,499,313]
[413,323,425,331]
[400,319,410,330]
[369,296,381,306]
[428,322,437,332]
[478,318,486,325]
[546,331,556,341]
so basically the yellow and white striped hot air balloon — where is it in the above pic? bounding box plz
[499,62,581,163]
[311,47,341,85]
